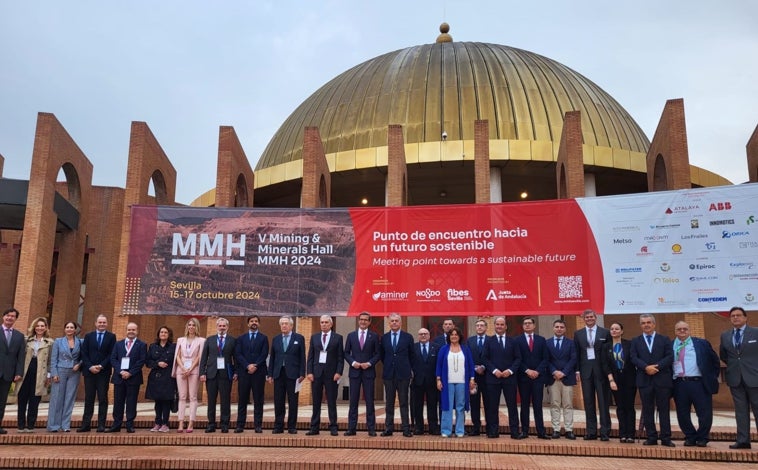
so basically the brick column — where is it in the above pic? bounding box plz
[747,124,758,183]
[296,317,315,406]
[474,120,491,203]
[556,111,585,199]
[301,127,331,208]
[386,125,408,207]
[215,126,254,207]
[646,99,691,191]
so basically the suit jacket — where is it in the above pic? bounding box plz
[110,338,147,386]
[234,331,269,377]
[600,339,636,388]
[380,330,415,380]
[630,332,673,388]
[687,337,720,394]
[573,326,610,378]
[411,341,438,387]
[200,334,236,380]
[546,336,577,386]
[306,331,344,378]
[720,325,758,388]
[81,330,116,377]
[50,336,83,376]
[269,332,306,380]
[171,336,205,377]
[0,328,26,381]
[343,329,381,379]
[515,333,549,383]
[482,334,522,385]
[432,334,448,348]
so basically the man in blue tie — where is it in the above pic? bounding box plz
[466,319,489,436]
[234,315,268,433]
[79,315,116,432]
[411,328,439,435]
[630,314,674,447]
[546,319,577,439]
[267,315,305,434]
[380,312,415,437]
[720,306,758,450]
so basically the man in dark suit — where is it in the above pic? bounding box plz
[234,314,268,433]
[546,319,577,439]
[380,312,415,437]
[482,316,522,439]
[433,318,455,348]
[305,315,344,436]
[672,320,720,447]
[630,314,674,447]
[79,314,116,432]
[573,308,611,440]
[106,322,147,433]
[466,319,489,436]
[0,308,26,435]
[200,317,237,433]
[411,328,439,435]
[267,315,306,434]
[343,311,381,436]
[515,316,550,439]
[720,306,758,449]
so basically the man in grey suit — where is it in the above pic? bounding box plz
[0,308,26,435]
[573,309,610,440]
[720,306,758,449]
[306,315,343,436]
[267,315,306,434]
[200,317,237,433]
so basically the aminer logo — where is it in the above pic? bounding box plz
[171,233,246,266]
[372,291,409,301]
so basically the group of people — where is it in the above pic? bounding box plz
[0,307,756,450]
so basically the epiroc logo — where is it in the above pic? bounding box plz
[689,263,715,270]
[708,202,732,211]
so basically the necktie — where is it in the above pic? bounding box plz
[283,335,289,351]
[323,333,328,348]
[97,332,103,348]
[588,328,594,347]
[499,335,505,348]
[676,340,687,377]
[392,332,398,350]
[734,328,742,349]
[613,342,623,370]
[478,336,483,350]
[249,332,253,341]
[645,335,653,348]
[528,334,534,352]
[4,328,11,346]
[359,330,365,349]
[218,335,224,353]
[126,339,133,356]
[422,344,428,360]
[556,338,561,350]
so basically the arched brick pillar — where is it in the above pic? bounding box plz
[301,126,331,208]
[215,126,254,208]
[556,111,585,199]
[15,113,93,330]
[387,124,408,207]
[646,99,691,191]
[474,120,491,204]
[747,124,758,183]
[111,121,177,349]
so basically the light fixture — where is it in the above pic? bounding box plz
[361,198,368,205]
[520,191,528,199]
[439,190,447,198]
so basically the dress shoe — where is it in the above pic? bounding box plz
[413,429,424,436]
[510,433,521,440]
[729,442,751,449]
[695,440,708,447]
[234,428,244,433]
[551,431,560,439]
[661,440,675,447]
[583,434,597,440]
[469,430,480,436]
[344,430,356,436]
[683,439,696,447]
[519,432,529,439]
[288,429,297,434]
[488,433,499,438]
[600,436,609,442]
[330,429,338,436]
[403,431,413,438]
[537,434,551,440]
[565,432,576,440]
[0,429,7,435]
[96,427,106,433]
[104,427,121,433]
[381,430,393,436]
[367,430,377,437]
[205,426,216,433]
[221,426,229,433]
[126,427,135,433]
[305,429,320,436]
[271,429,283,434]
[76,427,91,433]
[643,438,657,445]
[254,427,262,433]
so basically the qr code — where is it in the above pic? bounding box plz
[558,275,583,299]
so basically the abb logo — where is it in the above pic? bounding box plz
[708,202,732,211]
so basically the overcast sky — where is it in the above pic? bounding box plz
[1,1,756,204]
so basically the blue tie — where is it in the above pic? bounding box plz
[392,332,398,351]
[422,344,428,360]
[734,329,742,349]
[645,335,653,348]
[97,332,103,348]
[478,336,483,350]
[283,335,289,351]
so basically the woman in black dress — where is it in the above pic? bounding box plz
[146,326,177,432]
[601,321,637,443]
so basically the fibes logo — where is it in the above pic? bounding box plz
[698,296,728,303]
[372,291,409,301]
[447,288,470,301]
[171,233,246,266]
[613,238,632,244]
[415,288,441,300]
[722,230,750,239]
[689,263,715,270]
[708,202,732,211]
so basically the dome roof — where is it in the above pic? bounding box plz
[256,35,650,171]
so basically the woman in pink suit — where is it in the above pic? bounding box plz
[172,318,205,433]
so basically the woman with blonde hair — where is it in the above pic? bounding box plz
[16,317,53,432]
[172,318,205,432]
